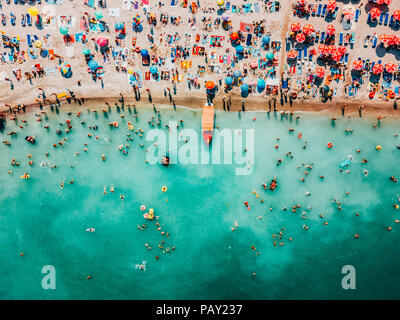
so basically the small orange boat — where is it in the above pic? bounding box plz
[202,104,214,146]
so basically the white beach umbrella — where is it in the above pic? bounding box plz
[41,5,56,18]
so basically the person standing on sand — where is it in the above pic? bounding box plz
[341,105,345,116]
[222,97,226,111]
[242,100,245,111]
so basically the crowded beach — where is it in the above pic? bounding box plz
[0,0,399,119]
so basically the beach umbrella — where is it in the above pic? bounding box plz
[60,26,69,35]
[375,0,384,3]
[383,0,391,5]
[88,60,99,71]
[82,48,91,55]
[257,78,266,89]
[297,0,307,5]
[343,9,355,20]
[318,44,328,54]
[327,45,337,54]
[385,63,398,73]
[140,49,149,57]
[236,45,244,54]
[287,50,298,59]
[296,33,306,43]
[128,69,134,75]
[225,76,233,86]
[250,61,258,69]
[150,66,158,74]
[393,10,400,21]
[115,22,124,31]
[129,74,136,82]
[352,60,364,71]
[240,83,249,93]
[326,25,336,35]
[97,37,108,47]
[262,36,271,45]
[230,32,239,41]
[265,52,274,60]
[302,24,314,36]
[388,35,399,46]
[233,70,241,78]
[327,0,336,12]
[28,7,39,17]
[290,22,301,32]
[59,62,71,74]
[41,5,56,18]
[337,46,347,55]
[315,67,325,78]
[370,8,381,20]
[372,64,384,75]
[217,0,224,6]
[94,11,103,19]
[34,40,42,48]
[379,34,389,43]
[205,81,215,89]
[331,51,342,62]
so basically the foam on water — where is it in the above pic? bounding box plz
[0,105,400,299]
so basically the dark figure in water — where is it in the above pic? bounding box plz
[289,95,293,107]
[161,155,170,166]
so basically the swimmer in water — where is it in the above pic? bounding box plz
[110,186,115,193]
[120,194,125,200]
[103,186,107,194]
[60,182,64,189]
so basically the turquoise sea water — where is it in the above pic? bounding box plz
[0,105,400,300]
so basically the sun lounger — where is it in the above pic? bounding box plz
[339,33,343,45]
[26,14,32,26]
[321,4,327,17]
[395,86,399,95]
[372,35,378,48]
[354,9,359,22]
[389,16,394,27]
[367,13,371,24]
[384,12,389,26]
[332,7,339,19]
[344,53,349,65]
[379,13,384,25]
[27,34,32,47]
[320,32,325,43]
[311,4,317,17]
[303,46,307,60]
[316,4,322,17]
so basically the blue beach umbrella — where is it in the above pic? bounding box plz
[140,49,149,57]
[88,60,99,71]
[225,76,233,86]
[60,26,69,35]
[233,70,241,78]
[257,79,266,92]
[115,22,124,31]
[265,52,274,60]
[150,66,158,74]
[236,45,244,54]
[262,36,271,45]
[94,11,103,19]
[240,83,249,93]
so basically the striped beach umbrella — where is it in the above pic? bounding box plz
[327,25,336,35]
[296,33,306,43]
[315,67,325,78]
[302,24,314,35]
[290,22,301,32]
[393,10,400,21]
[352,60,364,71]
[370,8,381,20]
[385,63,398,73]
[372,64,384,75]
[287,50,298,59]
[59,63,71,74]
[331,51,342,62]
[383,0,391,5]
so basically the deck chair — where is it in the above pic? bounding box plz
[384,13,389,26]
[303,46,308,60]
[332,7,339,19]
[320,32,325,44]
[321,5,327,17]
[372,35,378,48]
[389,16,394,27]
[379,13,384,25]
[317,4,322,17]
[27,34,32,47]
[26,14,32,26]
[355,9,360,22]
[339,33,343,45]
[311,4,317,17]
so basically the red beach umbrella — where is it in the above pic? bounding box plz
[205,81,215,89]
[327,0,336,12]
[315,67,325,78]
[388,35,399,46]
[331,51,342,62]
[327,45,337,54]
[296,33,306,43]
[318,44,328,54]
[379,34,389,43]
[352,60,364,71]
[369,91,376,99]
[383,0,391,5]
[302,24,314,35]
[298,0,307,5]
[291,22,302,32]
[287,50,298,59]
[372,64,384,75]
[385,63,398,73]
[337,46,347,55]
[230,32,239,40]
[327,25,336,35]
[393,10,400,21]
[97,37,108,47]
[375,0,384,4]
[370,8,381,20]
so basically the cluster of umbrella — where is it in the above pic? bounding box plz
[318,44,347,62]
[290,22,315,45]
[379,34,400,46]
[133,15,143,33]
[352,60,398,74]
[374,0,392,5]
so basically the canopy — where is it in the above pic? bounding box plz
[88,60,98,71]
[370,8,381,20]
[150,66,158,74]
[230,33,239,41]
[385,63,398,73]
[287,50,298,59]
[205,81,215,89]
[225,76,233,85]
[372,64,384,75]
[140,49,149,57]
[28,7,39,16]
[327,25,336,36]
[290,22,301,32]
[316,67,325,78]
[296,33,306,43]
[302,24,314,35]
[393,10,400,21]
[60,26,69,35]
[352,60,364,71]
[97,37,108,47]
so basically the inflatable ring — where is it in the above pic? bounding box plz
[376,145,382,151]
[327,142,333,149]
[161,186,167,192]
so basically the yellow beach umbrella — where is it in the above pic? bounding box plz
[127,69,134,74]
[28,7,39,17]
[34,40,42,48]
[217,0,224,6]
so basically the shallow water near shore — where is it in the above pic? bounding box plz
[1,105,400,299]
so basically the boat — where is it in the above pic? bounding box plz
[202,104,214,146]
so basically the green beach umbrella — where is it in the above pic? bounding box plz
[82,48,91,55]
[266,52,274,60]
[60,26,69,35]
[94,11,103,19]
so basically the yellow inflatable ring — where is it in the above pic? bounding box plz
[162,186,167,192]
